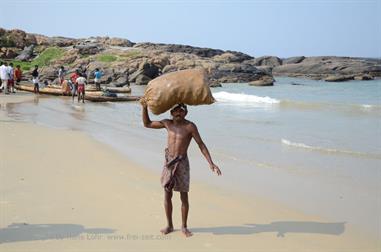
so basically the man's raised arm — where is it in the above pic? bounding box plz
[141,100,166,129]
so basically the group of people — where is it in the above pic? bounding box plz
[0,62,22,94]
[57,66,106,103]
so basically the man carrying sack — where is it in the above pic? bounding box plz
[141,68,222,237]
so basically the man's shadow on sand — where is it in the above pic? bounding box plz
[0,223,114,244]
[192,221,346,237]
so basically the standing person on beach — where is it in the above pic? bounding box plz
[70,69,80,101]
[0,62,9,94]
[141,102,222,237]
[14,65,22,85]
[58,66,65,85]
[94,68,102,90]
[32,65,39,94]
[7,63,15,93]
[76,74,87,103]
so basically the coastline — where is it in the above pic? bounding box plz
[0,93,379,251]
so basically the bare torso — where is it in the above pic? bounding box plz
[164,119,193,156]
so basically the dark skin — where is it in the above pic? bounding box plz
[142,102,221,237]
[78,88,85,103]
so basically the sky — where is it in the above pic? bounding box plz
[0,0,380,58]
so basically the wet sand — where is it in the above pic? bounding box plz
[0,93,379,251]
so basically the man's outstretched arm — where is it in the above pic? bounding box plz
[141,100,166,129]
[190,123,222,176]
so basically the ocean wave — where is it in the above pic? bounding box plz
[213,91,280,104]
[281,138,381,159]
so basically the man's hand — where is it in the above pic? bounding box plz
[140,98,147,108]
[210,163,222,176]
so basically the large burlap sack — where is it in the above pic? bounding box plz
[142,68,215,115]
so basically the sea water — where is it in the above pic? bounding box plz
[3,77,381,236]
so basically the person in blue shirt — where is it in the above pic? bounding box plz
[94,68,103,90]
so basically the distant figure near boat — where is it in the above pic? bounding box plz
[31,65,39,94]
[141,102,222,237]
[94,68,103,91]
[76,74,87,103]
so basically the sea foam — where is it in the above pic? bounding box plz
[213,91,280,104]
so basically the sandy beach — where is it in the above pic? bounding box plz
[0,92,379,251]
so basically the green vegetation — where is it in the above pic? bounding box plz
[8,47,64,71]
[97,54,117,62]
[9,60,32,71]
[33,47,64,66]
[120,50,141,59]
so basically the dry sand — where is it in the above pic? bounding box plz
[0,93,379,251]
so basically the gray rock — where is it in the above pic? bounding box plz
[325,75,355,82]
[135,74,151,85]
[15,45,35,61]
[354,74,374,80]
[253,56,282,67]
[74,43,102,55]
[283,56,305,64]
[274,56,381,80]
[249,76,275,86]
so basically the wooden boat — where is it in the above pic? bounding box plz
[15,84,70,96]
[16,84,141,102]
[85,86,132,93]
[84,95,141,102]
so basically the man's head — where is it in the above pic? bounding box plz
[9,63,13,67]
[16,65,20,69]
[34,65,38,69]
[170,103,188,120]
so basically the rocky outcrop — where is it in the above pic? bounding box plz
[250,56,282,67]
[74,42,103,55]
[1,27,379,87]
[273,56,381,80]
[0,28,36,48]
[249,75,275,86]
[325,75,355,82]
[134,42,253,61]
[283,56,305,64]
[15,45,35,61]
[0,47,19,59]
[34,35,77,47]
[93,36,134,47]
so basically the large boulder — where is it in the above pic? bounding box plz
[283,56,305,64]
[106,37,134,47]
[129,61,160,84]
[273,56,381,80]
[135,74,152,85]
[0,47,18,59]
[15,45,35,61]
[249,76,275,86]
[40,66,59,81]
[0,29,37,48]
[252,56,282,67]
[74,43,102,55]
[34,34,76,47]
[325,75,355,82]
[354,74,374,80]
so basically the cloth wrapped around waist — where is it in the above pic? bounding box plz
[161,148,190,192]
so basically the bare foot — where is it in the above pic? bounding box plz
[181,227,193,237]
[160,226,174,235]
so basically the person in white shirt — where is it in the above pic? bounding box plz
[0,62,9,94]
[7,63,15,93]
[76,75,87,103]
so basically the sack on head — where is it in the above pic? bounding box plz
[143,68,215,115]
